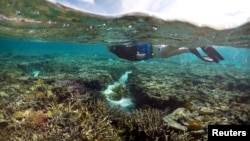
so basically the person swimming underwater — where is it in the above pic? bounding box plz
[109,43,224,63]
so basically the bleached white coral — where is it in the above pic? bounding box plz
[103,71,134,111]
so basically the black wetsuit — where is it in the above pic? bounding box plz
[109,43,153,61]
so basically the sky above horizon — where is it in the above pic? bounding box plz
[46,0,250,30]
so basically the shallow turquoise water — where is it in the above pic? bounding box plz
[1,28,250,141]
[1,39,249,70]
[0,39,108,56]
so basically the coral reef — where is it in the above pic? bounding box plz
[0,50,249,141]
[110,84,127,101]
[116,108,193,141]
[0,84,121,140]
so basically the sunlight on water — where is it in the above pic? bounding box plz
[0,0,249,47]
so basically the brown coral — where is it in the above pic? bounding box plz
[188,120,203,131]
[25,111,48,128]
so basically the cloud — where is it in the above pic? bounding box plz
[77,0,95,4]
[46,0,250,29]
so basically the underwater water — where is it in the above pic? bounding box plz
[0,0,250,141]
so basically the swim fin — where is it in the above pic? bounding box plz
[189,46,224,63]
[201,46,224,63]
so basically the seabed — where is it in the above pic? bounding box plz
[0,45,249,141]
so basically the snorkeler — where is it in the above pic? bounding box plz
[109,43,224,63]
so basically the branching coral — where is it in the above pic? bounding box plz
[0,76,121,140]
[80,114,118,140]
[120,108,193,141]
[0,73,195,141]
[119,108,166,140]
